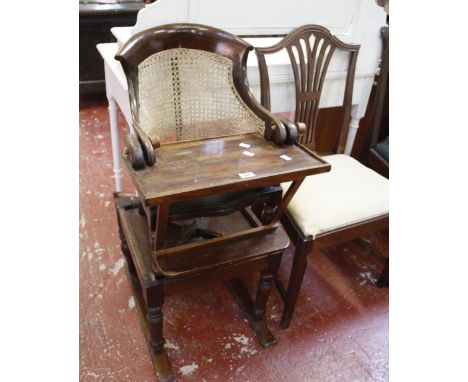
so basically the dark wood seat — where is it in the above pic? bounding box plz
[114,24,330,381]
[256,25,389,329]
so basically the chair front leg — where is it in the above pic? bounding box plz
[281,239,313,329]
[144,284,175,381]
[145,284,165,354]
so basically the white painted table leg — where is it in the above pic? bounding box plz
[108,97,123,195]
[344,105,361,155]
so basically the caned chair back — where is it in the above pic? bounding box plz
[116,24,265,145]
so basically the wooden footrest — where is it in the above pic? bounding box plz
[118,202,290,279]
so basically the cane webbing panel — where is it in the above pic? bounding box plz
[138,48,264,143]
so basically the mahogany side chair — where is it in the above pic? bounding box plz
[256,25,389,328]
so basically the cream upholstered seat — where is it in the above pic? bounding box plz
[283,154,389,239]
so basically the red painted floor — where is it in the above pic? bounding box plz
[79,94,389,382]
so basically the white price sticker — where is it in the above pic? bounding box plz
[280,154,292,161]
[238,172,256,178]
[243,151,255,157]
[239,143,251,148]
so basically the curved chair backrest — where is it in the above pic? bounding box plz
[116,24,265,146]
[256,25,360,154]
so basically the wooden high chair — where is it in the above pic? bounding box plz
[114,23,331,381]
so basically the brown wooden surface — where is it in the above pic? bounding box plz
[125,133,330,206]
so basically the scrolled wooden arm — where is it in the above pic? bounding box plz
[239,89,301,146]
[264,113,288,145]
[235,76,301,146]
[124,134,145,170]
[133,124,156,167]
[262,112,306,146]
[279,118,298,145]
[124,123,161,170]
[279,119,307,145]
[261,112,307,146]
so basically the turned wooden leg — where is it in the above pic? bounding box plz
[107,97,123,196]
[147,306,164,353]
[253,271,273,320]
[145,284,174,382]
[281,239,312,329]
[227,252,283,348]
[145,285,165,354]
[254,253,281,320]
